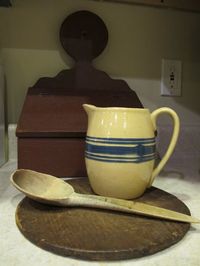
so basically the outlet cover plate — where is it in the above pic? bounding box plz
[161,59,182,96]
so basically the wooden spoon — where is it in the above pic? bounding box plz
[10,169,200,224]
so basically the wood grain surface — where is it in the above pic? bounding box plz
[16,178,190,261]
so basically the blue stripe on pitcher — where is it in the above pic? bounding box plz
[86,143,155,156]
[86,136,155,145]
[85,153,155,163]
[85,136,156,163]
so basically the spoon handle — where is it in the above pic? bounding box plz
[70,193,200,224]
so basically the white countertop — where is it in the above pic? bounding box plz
[1,159,200,266]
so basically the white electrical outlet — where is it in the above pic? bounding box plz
[161,59,182,96]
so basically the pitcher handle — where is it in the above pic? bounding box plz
[148,107,180,187]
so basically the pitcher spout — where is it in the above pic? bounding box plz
[83,104,97,117]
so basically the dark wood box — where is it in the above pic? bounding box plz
[16,11,144,177]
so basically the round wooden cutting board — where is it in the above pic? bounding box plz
[16,178,190,261]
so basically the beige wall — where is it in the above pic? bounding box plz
[0,0,200,125]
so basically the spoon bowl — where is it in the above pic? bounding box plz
[10,169,200,224]
[11,169,75,206]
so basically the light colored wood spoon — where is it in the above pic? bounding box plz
[10,169,200,224]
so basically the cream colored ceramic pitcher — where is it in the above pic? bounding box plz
[83,104,180,199]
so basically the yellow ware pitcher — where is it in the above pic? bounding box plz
[83,104,180,199]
